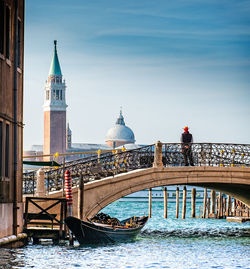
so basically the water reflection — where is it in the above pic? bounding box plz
[0,248,25,269]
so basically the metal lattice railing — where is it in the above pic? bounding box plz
[23,143,250,195]
[23,144,154,194]
[162,143,250,167]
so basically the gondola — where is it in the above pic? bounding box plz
[65,215,148,244]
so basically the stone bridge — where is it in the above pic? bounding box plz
[23,142,250,219]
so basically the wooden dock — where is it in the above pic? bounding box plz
[23,197,68,243]
[226,217,250,223]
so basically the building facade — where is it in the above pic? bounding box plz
[43,41,67,159]
[0,0,25,239]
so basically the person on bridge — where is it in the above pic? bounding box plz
[181,126,194,166]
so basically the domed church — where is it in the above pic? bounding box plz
[105,110,135,148]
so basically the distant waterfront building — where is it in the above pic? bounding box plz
[24,42,138,161]
[43,40,67,159]
[0,0,25,242]
[105,110,135,148]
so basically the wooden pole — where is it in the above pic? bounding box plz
[218,192,222,218]
[202,188,207,218]
[78,173,84,219]
[226,195,231,217]
[207,198,211,216]
[182,186,187,219]
[233,198,236,216]
[211,190,216,215]
[176,187,179,219]
[163,187,167,218]
[216,197,219,217]
[191,188,196,218]
[148,188,152,218]
[223,197,226,218]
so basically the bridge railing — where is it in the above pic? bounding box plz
[23,144,155,194]
[162,143,250,167]
[23,143,250,195]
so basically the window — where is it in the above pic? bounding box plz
[5,124,9,177]
[46,90,50,100]
[0,1,4,55]
[60,90,62,100]
[53,90,56,100]
[0,122,2,178]
[5,6,10,59]
[56,90,59,100]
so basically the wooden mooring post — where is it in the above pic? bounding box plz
[211,190,216,217]
[148,188,152,218]
[191,188,196,218]
[78,173,84,219]
[202,188,207,218]
[226,195,232,217]
[182,186,187,219]
[163,187,167,218]
[176,187,179,219]
[218,192,222,218]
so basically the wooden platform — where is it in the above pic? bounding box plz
[23,197,68,243]
[226,217,250,223]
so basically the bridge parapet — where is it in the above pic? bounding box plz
[23,143,250,195]
[162,143,250,167]
[23,144,155,194]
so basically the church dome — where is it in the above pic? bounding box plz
[105,110,135,147]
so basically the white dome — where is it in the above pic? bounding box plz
[105,124,135,143]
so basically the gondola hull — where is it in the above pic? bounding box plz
[65,216,148,244]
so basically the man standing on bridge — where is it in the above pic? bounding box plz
[181,126,194,166]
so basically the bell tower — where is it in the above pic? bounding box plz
[43,40,67,159]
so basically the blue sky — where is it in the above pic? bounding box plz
[24,0,250,149]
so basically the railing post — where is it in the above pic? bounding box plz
[153,141,163,168]
[35,169,45,197]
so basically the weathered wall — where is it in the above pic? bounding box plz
[0,0,25,239]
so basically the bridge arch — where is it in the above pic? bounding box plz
[75,166,250,219]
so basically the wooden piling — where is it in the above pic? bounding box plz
[149,188,152,218]
[226,195,232,217]
[233,199,236,216]
[191,188,196,218]
[163,187,167,218]
[182,186,187,219]
[176,187,179,219]
[207,198,211,216]
[211,190,216,214]
[78,173,84,219]
[202,188,207,218]
[223,197,227,218]
[218,192,222,218]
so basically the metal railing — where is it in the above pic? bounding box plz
[23,143,250,195]
[23,144,154,194]
[162,143,250,167]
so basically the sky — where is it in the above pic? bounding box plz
[23,0,250,149]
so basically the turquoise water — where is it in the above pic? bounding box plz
[0,201,249,269]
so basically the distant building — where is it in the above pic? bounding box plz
[0,0,25,240]
[43,40,67,159]
[24,42,138,162]
[105,110,135,148]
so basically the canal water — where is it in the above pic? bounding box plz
[0,201,249,269]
